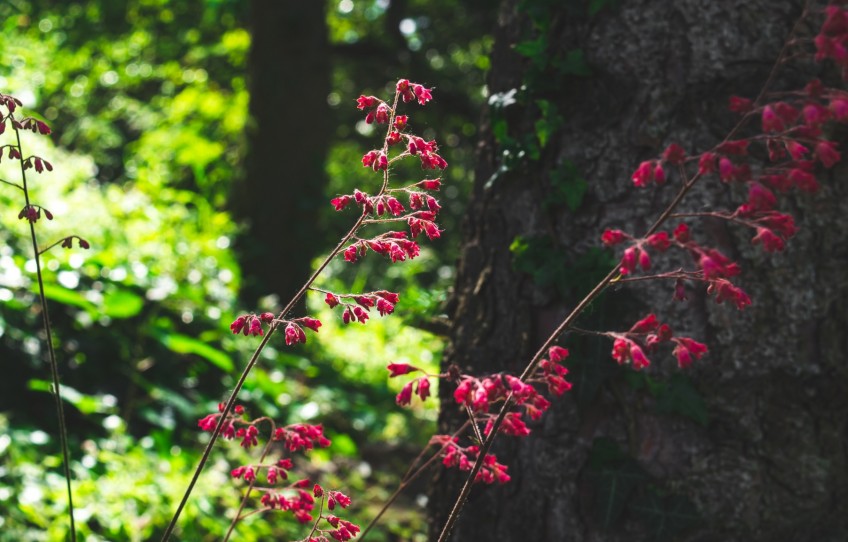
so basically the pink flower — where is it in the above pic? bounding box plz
[284,323,307,345]
[630,314,659,333]
[747,182,776,211]
[387,362,418,377]
[646,231,671,251]
[728,95,753,113]
[396,382,414,406]
[653,163,666,184]
[230,315,247,334]
[673,337,708,369]
[300,317,322,332]
[376,103,390,123]
[376,296,395,316]
[829,97,848,121]
[629,344,651,369]
[413,83,433,105]
[601,229,626,246]
[662,143,686,164]
[343,244,359,262]
[761,105,784,132]
[356,95,378,109]
[248,317,264,336]
[785,140,809,160]
[698,152,716,175]
[325,292,340,308]
[632,160,654,187]
[620,246,638,275]
[673,223,690,243]
[815,141,841,168]
[331,195,352,211]
[803,103,829,127]
[418,178,441,190]
[548,346,569,363]
[719,157,735,182]
[751,227,785,252]
[416,377,431,401]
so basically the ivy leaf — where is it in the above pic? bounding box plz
[655,373,709,426]
[514,35,548,68]
[553,48,591,76]
[547,160,587,211]
[534,99,564,149]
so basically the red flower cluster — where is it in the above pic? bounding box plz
[608,314,707,370]
[322,290,400,325]
[433,436,511,485]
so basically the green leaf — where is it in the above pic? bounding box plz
[655,374,708,426]
[39,283,96,313]
[102,288,144,319]
[28,379,117,415]
[492,118,509,144]
[629,489,700,541]
[589,0,621,16]
[514,35,548,68]
[553,48,591,77]
[150,329,233,372]
[586,438,648,529]
[548,160,587,211]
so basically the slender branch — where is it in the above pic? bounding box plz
[435,4,813,540]
[163,88,409,541]
[223,418,278,542]
[0,177,23,190]
[359,421,470,541]
[13,123,77,541]
[160,212,366,541]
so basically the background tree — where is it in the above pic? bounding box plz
[233,0,331,305]
[431,1,848,540]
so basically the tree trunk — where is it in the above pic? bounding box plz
[431,1,848,541]
[234,0,331,305]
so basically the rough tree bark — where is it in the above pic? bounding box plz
[431,1,848,541]
[233,0,331,304]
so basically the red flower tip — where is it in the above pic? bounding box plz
[728,95,753,113]
[662,143,686,165]
[601,229,627,246]
[387,362,418,377]
[548,346,569,363]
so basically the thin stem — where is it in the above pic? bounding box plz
[223,419,277,542]
[359,421,470,541]
[162,89,407,540]
[0,177,23,190]
[38,236,73,256]
[160,213,365,541]
[14,124,77,541]
[436,5,813,540]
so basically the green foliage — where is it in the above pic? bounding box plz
[629,488,700,541]
[510,237,615,300]
[586,437,648,529]
[626,372,709,427]
[546,159,588,211]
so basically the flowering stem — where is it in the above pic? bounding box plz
[13,124,77,542]
[359,421,470,541]
[436,4,813,540]
[161,211,368,541]
[223,419,277,542]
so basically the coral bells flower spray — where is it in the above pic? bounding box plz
[166,78,446,540]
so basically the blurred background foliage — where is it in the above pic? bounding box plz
[0,0,494,539]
